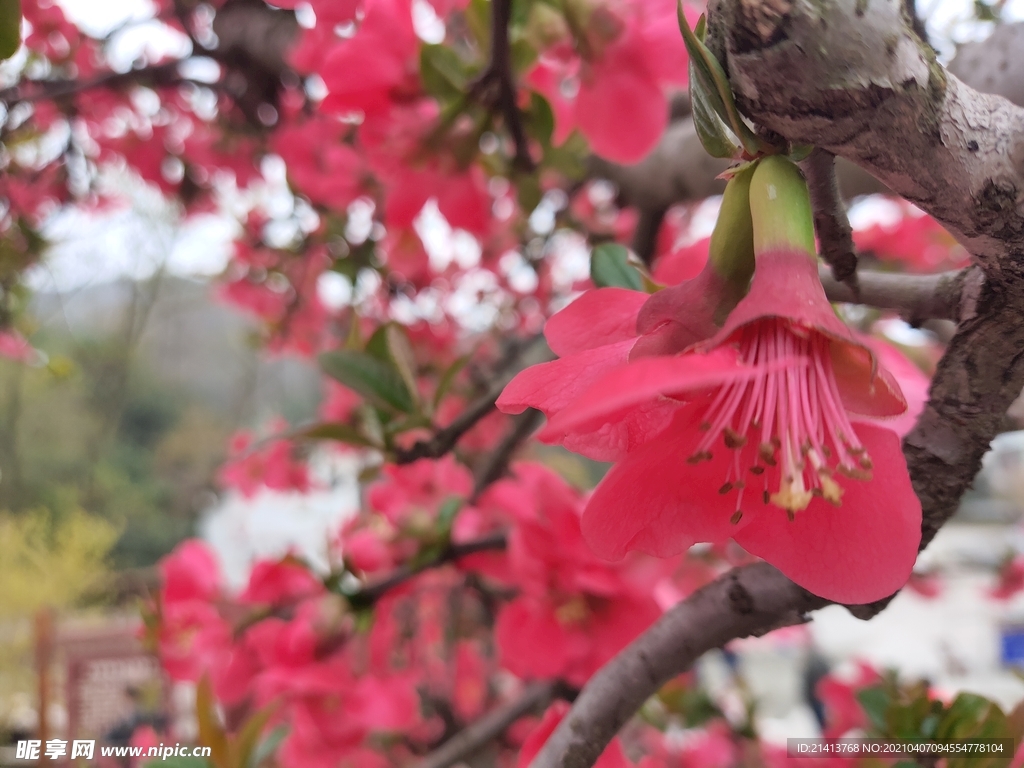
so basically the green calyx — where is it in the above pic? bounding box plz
[708,163,756,305]
[748,156,816,258]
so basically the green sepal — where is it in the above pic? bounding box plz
[708,162,756,295]
[747,155,816,257]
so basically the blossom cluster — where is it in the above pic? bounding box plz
[1,0,1005,765]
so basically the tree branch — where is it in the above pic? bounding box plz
[803,148,859,292]
[591,20,1024,215]
[352,531,508,605]
[530,564,826,768]
[471,407,545,500]
[631,206,668,266]
[417,680,560,768]
[395,337,552,464]
[469,0,533,171]
[0,61,187,106]
[820,265,978,323]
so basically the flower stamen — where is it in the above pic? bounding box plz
[692,318,872,518]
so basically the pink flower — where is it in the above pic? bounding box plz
[521,158,922,603]
[494,464,661,686]
[320,380,362,423]
[218,427,311,498]
[158,600,232,681]
[817,662,881,738]
[853,199,969,272]
[526,0,695,163]
[859,333,930,439]
[991,556,1024,600]
[564,249,920,603]
[0,331,36,363]
[160,540,221,604]
[241,557,325,605]
[653,233,711,286]
[499,168,756,462]
[317,0,419,117]
[273,117,364,209]
[497,276,734,461]
[452,640,489,722]
[367,455,473,527]
[155,541,233,681]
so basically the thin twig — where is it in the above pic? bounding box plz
[802,149,859,295]
[0,61,186,106]
[471,408,545,500]
[820,265,975,323]
[631,207,668,267]
[417,681,560,768]
[353,532,508,605]
[395,337,552,464]
[468,0,534,171]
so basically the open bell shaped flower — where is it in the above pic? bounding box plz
[497,167,757,461]
[544,157,922,604]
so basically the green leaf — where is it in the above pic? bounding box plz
[0,0,20,61]
[788,143,815,162]
[195,676,230,768]
[365,324,392,362]
[524,92,555,147]
[384,324,420,410]
[510,37,538,75]
[517,173,543,213]
[437,497,462,532]
[590,243,643,290]
[689,64,741,159]
[677,7,771,157]
[466,0,491,52]
[432,354,470,411]
[420,44,468,101]
[365,324,420,410]
[231,703,279,768]
[248,725,288,768]
[856,686,891,733]
[319,351,415,413]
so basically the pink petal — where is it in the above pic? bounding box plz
[858,335,930,438]
[652,236,710,285]
[526,61,577,147]
[575,49,666,164]
[544,348,755,439]
[496,597,570,679]
[732,423,921,604]
[581,406,747,560]
[633,0,694,85]
[632,264,732,358]
[703,249,907,418]
[496,338,633,416]
[544,287,647,357]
